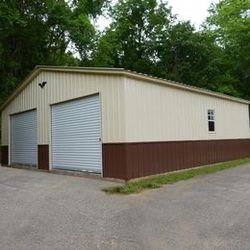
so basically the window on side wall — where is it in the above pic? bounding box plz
[208,109,215,132]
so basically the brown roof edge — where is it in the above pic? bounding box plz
[1,65,249,111]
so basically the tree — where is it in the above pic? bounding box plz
[206,0,250,99]
[91,0,175,74]
[1,0,248,104]
[68,0,106,63]
[92,0,239,96]
[0,0,105,104]
[154,21,240,96]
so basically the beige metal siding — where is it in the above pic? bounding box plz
[2,69,250,147]
[124,77,250,142]
[1,71,126,145]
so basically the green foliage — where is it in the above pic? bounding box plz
[92,0,175,74]
[0,0,104,104]
[153,22,228,89]
[0,0,249,104]
[103,158,250,194]
[68,0,105,63]
[92,0,248,98]
[206,0,250,99]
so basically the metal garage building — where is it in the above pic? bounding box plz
[1,66,250,180]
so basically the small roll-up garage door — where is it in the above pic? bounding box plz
[11,110,37,166]
[51,95,102,173]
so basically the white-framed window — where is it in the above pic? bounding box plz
[208,109,215,132]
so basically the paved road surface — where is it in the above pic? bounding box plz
[0,165,250,250]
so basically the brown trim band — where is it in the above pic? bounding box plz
[102,139,250,180]
[1,146,8,166]
[38,145,49,170]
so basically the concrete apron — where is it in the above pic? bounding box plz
[1,164,125,184]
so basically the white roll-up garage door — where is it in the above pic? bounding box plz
[51,95,102,173]
[11,110,37,166]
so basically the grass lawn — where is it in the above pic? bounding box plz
[103,158,250,194]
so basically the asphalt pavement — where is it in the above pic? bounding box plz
[0,164,250,250]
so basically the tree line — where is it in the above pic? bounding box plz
[0,0,249,105]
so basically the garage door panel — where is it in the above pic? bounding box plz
[52,122,100,130]
[52,103,100,115]
[11,110,37,166]
[53,105,100,114]
[52,95,102,173]
[52,111,100,120]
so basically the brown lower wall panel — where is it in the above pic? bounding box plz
[38,145,49,170]
[102,139,250,180]
[1,146,8,166]
[102,143,128,180]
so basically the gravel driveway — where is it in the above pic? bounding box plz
[1,164,250,250]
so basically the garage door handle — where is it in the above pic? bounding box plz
[99,138,101,142]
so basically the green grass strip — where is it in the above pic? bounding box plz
[103,158,250,194]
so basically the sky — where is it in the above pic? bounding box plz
[96,0,218,31]
[167,0,218,29]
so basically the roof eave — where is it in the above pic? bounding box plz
[124,71,250,105]
[1,66,249,112]
[0,68,42,111]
